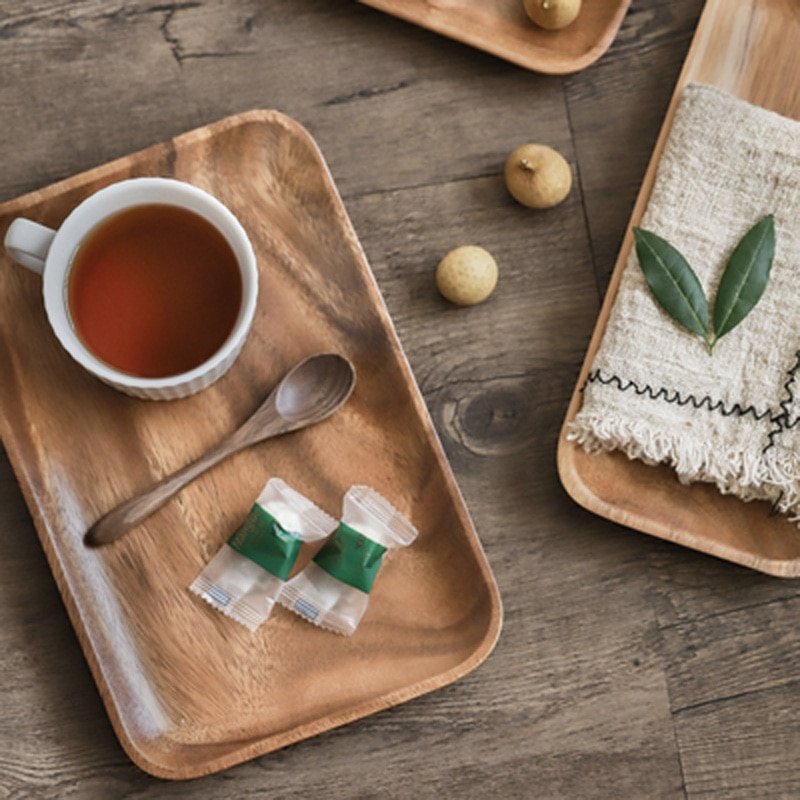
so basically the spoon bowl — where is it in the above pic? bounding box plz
[275,353,357,426]
[85,352,356,547]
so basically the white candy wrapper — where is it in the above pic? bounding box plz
[190,478,336,631]
[279,485,418,635]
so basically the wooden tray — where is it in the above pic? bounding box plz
[359,0,632,75]
[0,111,502,779]
[558,0,800,578]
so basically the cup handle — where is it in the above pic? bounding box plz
[3,218,56,275]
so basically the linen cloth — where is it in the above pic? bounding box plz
[568,83,800,519]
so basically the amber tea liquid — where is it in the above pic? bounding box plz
[68,204,242,378]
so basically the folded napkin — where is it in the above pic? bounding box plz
[568,83,800,520]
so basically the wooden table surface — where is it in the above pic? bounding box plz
[1,1,798,797]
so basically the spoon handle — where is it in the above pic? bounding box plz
[85,437,247,547]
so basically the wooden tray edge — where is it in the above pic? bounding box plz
[556,443,800,579]
[555,0,800,580]
[0,109,504,779]
[147,618,504,780]
[358,0,632,75]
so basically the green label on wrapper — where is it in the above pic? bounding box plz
[313,522,387,593]
[227,505,302,581]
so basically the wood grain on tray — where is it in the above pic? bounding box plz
[558,0,800,577]
[359,0,632,74]
[0,111,502,779]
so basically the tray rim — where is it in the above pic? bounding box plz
[0,109,503,779]
[358,0,633,75]
[556,0,800,580]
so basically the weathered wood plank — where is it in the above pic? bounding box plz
[649,551,800,799]
[658,596,800,712]
[673,685,800,799]
[0,0,566,203]
[646,545,800,630]
[564,0,705,294]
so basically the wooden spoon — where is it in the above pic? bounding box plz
[85,353,356,547]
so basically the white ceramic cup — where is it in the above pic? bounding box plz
[3,178,259,400]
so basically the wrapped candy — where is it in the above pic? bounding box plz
[279,485,417,635]
[190,478,336,631]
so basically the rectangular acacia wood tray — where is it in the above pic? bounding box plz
[0,110,502,779]
[558,0,800,577]
[359,0,631,74]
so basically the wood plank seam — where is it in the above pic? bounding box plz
[562,83,603,306]
[671,678,800,717]
[657,592,800,632]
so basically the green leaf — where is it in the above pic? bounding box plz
[633,227,709,339]
[712,215,775,343]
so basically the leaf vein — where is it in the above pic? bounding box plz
[639,235,706,334]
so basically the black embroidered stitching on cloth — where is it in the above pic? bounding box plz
[584,370,774,422]
[762,351,800,454]
[582,355,800,518]
[584,352,800,455]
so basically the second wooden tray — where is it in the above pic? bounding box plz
[558,0,800,577]
[359,0,632,75]
[0,111,502,778]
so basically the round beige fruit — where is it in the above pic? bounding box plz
[504,143,572,209]
[524,0,582,30]
[436,246,498,306]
